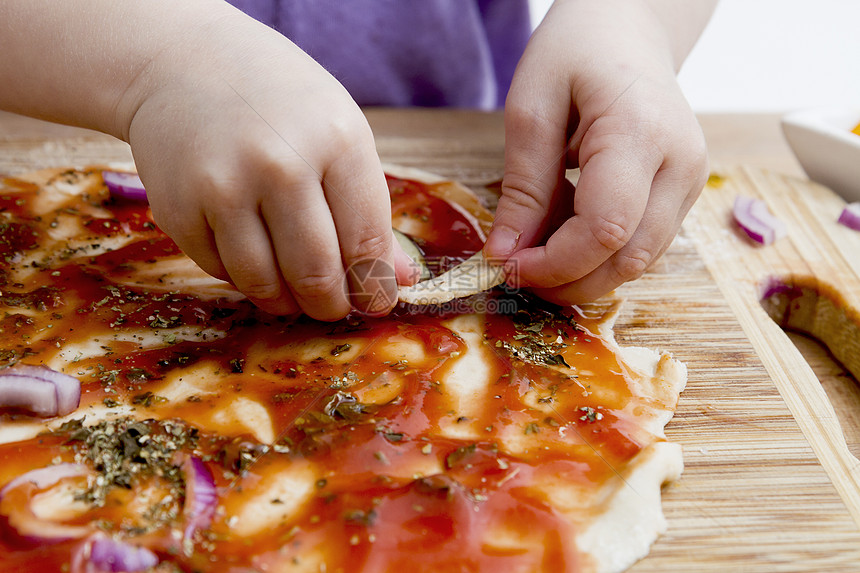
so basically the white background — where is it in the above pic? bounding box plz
[529,0,860,113]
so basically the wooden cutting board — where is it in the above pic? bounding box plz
[1,112,859,571]
[622,164,860,572]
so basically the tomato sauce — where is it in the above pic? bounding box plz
[0,171,652,573]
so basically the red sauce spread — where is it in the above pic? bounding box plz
[388,175,484,272]
[0,171,653,573]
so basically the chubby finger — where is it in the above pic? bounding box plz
[147,187,231,283]
[529,158,706,304]
[530,197,674,304]
[393,239,421,287]
[505,131,662,289]
[483,56,570,261]
[261,181,352,321]
[323,151,400,316]
[206,205,301,316]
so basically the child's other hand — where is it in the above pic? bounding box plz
[122,8,405,320]
[484,0,712,305]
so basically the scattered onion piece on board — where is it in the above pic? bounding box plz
[732,195,786,245]
[837,202,860,231]
[0,364,81,417]
[102,170,147,202]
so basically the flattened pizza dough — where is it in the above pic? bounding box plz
[0,166,686,573]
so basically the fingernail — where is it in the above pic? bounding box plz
[485,226,521,258]
[392,243,420,286]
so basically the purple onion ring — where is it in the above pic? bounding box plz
[182,456,218,540]
[838,202,860,231]
[102,171,147,202]
[0,364,81,417]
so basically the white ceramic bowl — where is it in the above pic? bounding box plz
[781,107,860,202]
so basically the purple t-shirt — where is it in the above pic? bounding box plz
[227,0,532,109]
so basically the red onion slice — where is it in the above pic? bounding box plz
[0,463,93,543]
[72,533,159,573]
[732,195,786,245]
[102,171,147,202]
[837,202,860,231]
[182,456,218,540]
[0,364,81,417]
[89,536,159,572]
[0,462,89,497]
[0,375,57,416]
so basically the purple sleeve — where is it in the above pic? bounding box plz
[227,0,531,109]
[477,0,532,108]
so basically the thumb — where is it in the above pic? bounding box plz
[483,81,570,262]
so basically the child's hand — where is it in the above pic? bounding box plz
[120,7,407,320]
[484,0,715,304]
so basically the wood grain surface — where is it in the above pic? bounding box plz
[1,109,859,571]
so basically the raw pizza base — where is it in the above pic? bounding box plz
[0,165,686,573]
[390,164,686,571]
